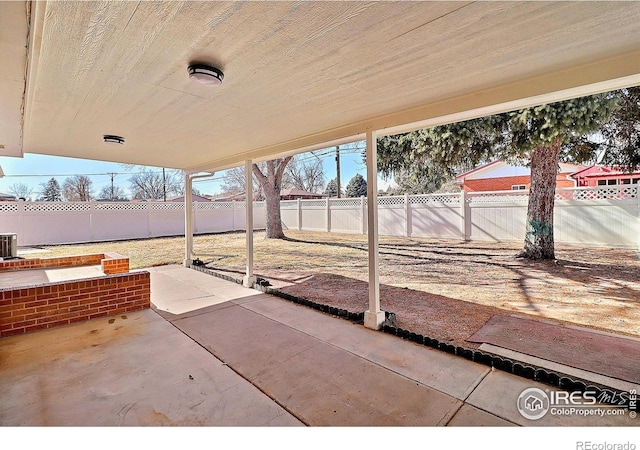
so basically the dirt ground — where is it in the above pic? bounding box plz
[203,231,640,350]
[30,230,640,350]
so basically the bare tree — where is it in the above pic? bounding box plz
[98,185,128,201]
[8,183,34,201]
[283,154,325,193]
[221,165,264,200]
[63,175,93,201]
[129,169,180,200]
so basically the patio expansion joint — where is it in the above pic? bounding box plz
[152,307,312,427]
[234,300,470,405]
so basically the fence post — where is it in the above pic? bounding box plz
[146,202,151,238]
[326,198,331,232]
[404,193,411,238]
[297,198,302,230]
[361,196,366,234]
[460,190,468,241]
[87,202,92,243]
[234,201,238,231]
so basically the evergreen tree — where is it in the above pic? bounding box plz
[324,178,339,197]
[377,93,618,260]
[345,173,368,197]
[599,87,640,170]
[40,178,62,201]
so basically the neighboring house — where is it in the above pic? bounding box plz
[279,188,324,200]
[0,192,17,202]
[209,189,323,201]
[570,165,640,187]
[455,160,586,192]
[208,192,249,202]
[166,194,212,202]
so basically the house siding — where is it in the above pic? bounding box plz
[463,174,574,192]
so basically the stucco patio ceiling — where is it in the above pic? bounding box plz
[2,1,640,171]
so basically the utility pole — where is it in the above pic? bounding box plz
[162,168,167,202]
[335,146,341,198]
[107,172,117,201]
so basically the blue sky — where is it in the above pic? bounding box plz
[0,142,392,199]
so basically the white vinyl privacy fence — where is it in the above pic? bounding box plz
[0,201,266,246]
[280,185,639,248]
[0,185,638,248]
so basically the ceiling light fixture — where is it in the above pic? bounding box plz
[103,135,125,146]
[188,64,224,86]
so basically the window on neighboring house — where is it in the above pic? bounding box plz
[597,180,607,186]
[620,178,631,185]
[607,179,617,185]
[511,185,526,190]
[633,178,640,184]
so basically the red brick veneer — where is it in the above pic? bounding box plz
[0,271,150,337]
[0,253,130,275]
[0,254,104,271]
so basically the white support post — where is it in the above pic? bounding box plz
[361,196,366,235]
[326,197,331,232]
[297,198,302,230]
[184,173,194,267]
[232,200,236,231]
[404,193,411,238]
[244,160,256,288]
[364,128,385,330]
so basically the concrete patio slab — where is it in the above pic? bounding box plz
[0,308,302,426]
[242,295,490,400]
[447,404,518,427]
[465,370,638,427]
[146,265,261,315]
[172,302,463,426]
[2,265,637,429]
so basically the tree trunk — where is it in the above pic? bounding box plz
[252,158,292,239]
[518,139,561,260]
[262,180,286,239]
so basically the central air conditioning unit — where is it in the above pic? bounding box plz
[0,233,18,259]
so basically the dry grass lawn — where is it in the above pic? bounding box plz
[25,230,640,348]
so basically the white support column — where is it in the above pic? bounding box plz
[184,173,194,267]
[244,160,256,288]
[364,128,385,330]
[326,197,331,232]
[361,196,366,235]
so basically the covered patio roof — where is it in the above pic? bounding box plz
[2,1,640,171]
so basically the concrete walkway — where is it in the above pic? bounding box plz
[1,265,637,427]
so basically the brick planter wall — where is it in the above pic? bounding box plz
[0,271,150,337]
[0,254,104,271]
[0,253,130,274]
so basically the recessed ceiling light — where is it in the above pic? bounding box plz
[103,135,125,146]
[188,64,224,86]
